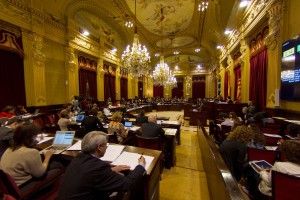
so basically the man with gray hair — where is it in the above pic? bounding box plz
[142,115,165,138]
[58,131,146,200]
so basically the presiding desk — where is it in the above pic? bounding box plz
[36,138,162,200]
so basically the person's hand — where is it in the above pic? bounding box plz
[36,134,44,142]
[111,165,131,172]
[138,156,146,166]
[43,148,56,159]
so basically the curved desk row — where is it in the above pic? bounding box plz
[197,121,244,200]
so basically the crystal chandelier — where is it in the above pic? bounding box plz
[121,0,151,77]
[152,56,171,86]
[165,73,177,88]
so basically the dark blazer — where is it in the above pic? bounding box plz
[141,122,165,138]
[58,153,145,200]
[219,139,247,181]
[136,116,148,124]
[81,116,104,133]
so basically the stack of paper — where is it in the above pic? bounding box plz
[101,145,125,162]
[263,133,282,138]
[111,151,154,170]
[67,140,82,151]
[165,128,177,136]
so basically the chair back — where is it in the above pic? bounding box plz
[45,114,56,126]
[264,135,281,146]
[261,128,280,135]
[0,169,22,199]
[135,135,161,150]
[32,117,46,130]
[247,147,278,165]
[272,170,300,200]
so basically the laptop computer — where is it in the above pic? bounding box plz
[76,114,85,122]
[40,131,75,154]
[124,121,133,128]
[33,109,40,115]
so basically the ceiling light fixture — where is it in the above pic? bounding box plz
[82,30,89,36]
[195,48,201,52]
[240,0,250,8]
[198,1,209,12]
[173,51,179,55]
[125,21,133,28]
[224,30,232,35]
[121,0,151,77]
[217,45,223,49]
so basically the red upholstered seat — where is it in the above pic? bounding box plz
[0,169,64,200]
[247,147,278,165]
[272,170,300,200]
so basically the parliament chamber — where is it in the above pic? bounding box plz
[1,0,300,200]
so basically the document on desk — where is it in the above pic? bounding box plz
[130,126,141,131]
[264,146,278,150]
[101,145,125,162]
[165,128,177,136]
[67,140,82,151]
[111,151,154,170]
[162,120,180,125]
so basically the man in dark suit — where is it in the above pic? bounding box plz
[136,110,148,124]
[141,115,165,138]
[58,131,146,200]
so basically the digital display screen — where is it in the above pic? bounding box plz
[281,36,300,101]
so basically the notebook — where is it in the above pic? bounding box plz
[124,121,133,128]
[40,131,75,154]
[76,114,85,122]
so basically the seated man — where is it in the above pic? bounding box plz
[58,131,146,200]
[135,110,148,124]
[141,115,165,138]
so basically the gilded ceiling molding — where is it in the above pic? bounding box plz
[1,0,65,31]
[32,33,45,68]
[265,0,282,50]
[238,37,248,67]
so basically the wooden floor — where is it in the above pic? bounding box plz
[152,111,210,200]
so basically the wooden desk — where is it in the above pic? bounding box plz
[161,121,181,145]
[37,140,162,200]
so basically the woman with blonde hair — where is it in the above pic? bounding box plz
[219,125,255,181]
[107,112,128,144]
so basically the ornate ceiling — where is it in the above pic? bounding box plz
[43,0,245,74]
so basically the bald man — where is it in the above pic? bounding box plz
[141,115,165,138]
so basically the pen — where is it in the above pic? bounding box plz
[140,152,144,159]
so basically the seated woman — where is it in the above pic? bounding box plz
[219,125,254,181]
[108,112,128,144]
[248,124,266,149]
[0,105,16,119]
[57,109,77,131]
[0,123,56,186]
[244,140,300,199]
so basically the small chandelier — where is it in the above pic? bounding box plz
[121,0,151,77]
[152,56,171,86]
[165,73,177,88]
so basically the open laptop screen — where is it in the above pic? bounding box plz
[124,121,133,128]
[53,131,75,146]
[76,114,85,122]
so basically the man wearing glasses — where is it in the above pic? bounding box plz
[58,131,146,199]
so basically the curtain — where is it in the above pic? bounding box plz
[153,85,164,97]
[120,78,128,100]
[79,69,97,100]
[234,65,241,100]
[138,81,143,98]
[172,82,183,98]
[192,77,205,99]
[249,48,268,111]
[104,73,116,103]
[224,71,228,98]
[0,50,25,109]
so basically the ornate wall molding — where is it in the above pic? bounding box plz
[65,47,77,72]
[265,0,282,50]
[32,33,45,68]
